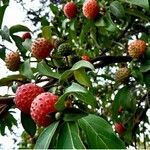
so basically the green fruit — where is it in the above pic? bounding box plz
[58,43,72,56]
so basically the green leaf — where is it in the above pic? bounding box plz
[78,114,125,149]
[131,67,143,84]
[37,60,60,79]
[140,60,150,72]
[0,26,12,42]
[74,68,92,87]
[49,3,59,15]
[143,73,150,91]
[63,108,88,121]
[0,47,6,60]
[126,0,149,11]
[57,122,85,149]
[112,86,133,120]
[42,26,52,40]
[0,74,26,86]
[110,1,125,18]
[20,59,34,80]
[55,83,97,111]
[34,121,59,149]
[21,112,36,137]
[9,25,30,35]
[0,5,8,28]
[22,39,32,51]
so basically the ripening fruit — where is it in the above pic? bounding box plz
[82,0,99,19]
[115,67,130,83]
[22,32,31,40]
[81,55,90,61]
[63,2,77,19]
[14,83,44,114]
[5,51,20,71]
[114,122,125,134]
[30,92,58,127]
[58,43,72,56]
[31,38,54,59]
[128,40,147,59]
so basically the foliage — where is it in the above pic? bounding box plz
[0,0,150,149]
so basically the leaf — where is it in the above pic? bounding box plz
[143,73,150,91]
[78,114,125,149]
[0,26,12,42]
[42,26,52,40]
[49,3,59,15]
[21,112,36,137]
[56,122,85,149]
[37,60,60,79]
[9,24,30,35]
[112,86,133,120]
[34,121,59,149]
[0,74,26,86]
[0,5,8,28]
[20,59,34,80]
[131,67,143,84]
[63,108,88,121]
[126,0,149,11]
[55,83,97,111]
[110,1,125,18]
[140,60,150,72]
[74,68,92,87]
[0,47,6,60]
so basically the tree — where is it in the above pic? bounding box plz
[0,0,150,149]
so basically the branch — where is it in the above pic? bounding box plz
[91,56,132,68]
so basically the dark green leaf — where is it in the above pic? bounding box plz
[37,60,60,79]
[42,26,52,40]
[144,73,150,91]
[140,60,150,72]
[57,122,85,149]
[20,59,34,80]
[0,26,12,42]
[34,121,59,149]
[21,112,36,137]
[110,1,125,18]
[74,68,92,87]
[9,25,30,35]
[0,5,8,28]
[131,67,143,84]
[63,108,88,121]
[0,47,6,60]
[78,114,125,149]
[49,4,59,15]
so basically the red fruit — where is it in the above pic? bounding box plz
[82,55,90,61]
[22,32,31,40]
[114,122,125,134]
[30,92,58,127]
[14,83,44,114]
[82,0,99,19]
[63,2,77,19]
[31,38,54,59]
[5,51,20,71]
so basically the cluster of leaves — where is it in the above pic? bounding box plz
[0,0,150,149]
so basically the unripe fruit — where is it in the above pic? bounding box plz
[82,0,99,19]
[30,92,58,127]
[115,67,130,83]
[5,51,20,71]
[81,55,90,61]
[58,43,72,56]
[22,32,31,40]
[14,83,44,114]
[114,122,125,134]
[128,40,147,59]
[31,38,54,59]
[63,2,77,19]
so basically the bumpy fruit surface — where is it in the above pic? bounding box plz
[63,2,77,19]
[58,43,72,56]
[14,83,44,114]
[31,38,54,59]
[115,67,130,83]
[30,92,58,127]
[82,0,99,19]
[114,122,125,134]
[82,55,90,61]
[22,32,31,40]
[5,51,20,71]
[128,40,147,59]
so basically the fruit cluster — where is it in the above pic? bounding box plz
[14,83,58,127]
